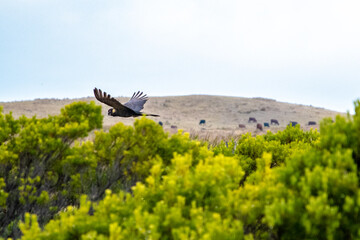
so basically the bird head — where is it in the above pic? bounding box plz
[108,108,115,116]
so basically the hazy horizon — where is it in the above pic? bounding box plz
[0,92,352,114]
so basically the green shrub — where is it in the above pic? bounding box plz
[213,126,319,182]
[0,102,206,238]
[2,100,360,240]
[20,152,245,240]
[0,102,103,238]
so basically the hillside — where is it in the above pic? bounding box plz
[0,95,345,137]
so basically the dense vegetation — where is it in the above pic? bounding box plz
[1,100,360,239]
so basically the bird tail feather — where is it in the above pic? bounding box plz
[144,113,160,117]
[138,113,159,117]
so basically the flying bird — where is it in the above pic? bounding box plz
[93,88,159,117]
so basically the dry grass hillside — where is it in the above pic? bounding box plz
[0,95,346,142]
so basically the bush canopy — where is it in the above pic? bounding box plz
[0,100,360,239]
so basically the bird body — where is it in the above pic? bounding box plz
[93,88,159,117]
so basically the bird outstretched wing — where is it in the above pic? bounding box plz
[93,88,133,113]
[123,91,149,112]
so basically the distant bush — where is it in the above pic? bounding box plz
[212,125,320,182]
[1,101,360,239]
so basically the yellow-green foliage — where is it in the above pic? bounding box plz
[0,102,206,238]
[0,178,7,208]
[212,125,319,181]
[20,152,245,240]
[1,101,360,239]
[0,102,103,238]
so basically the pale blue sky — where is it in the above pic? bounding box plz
[1,0,359,113]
